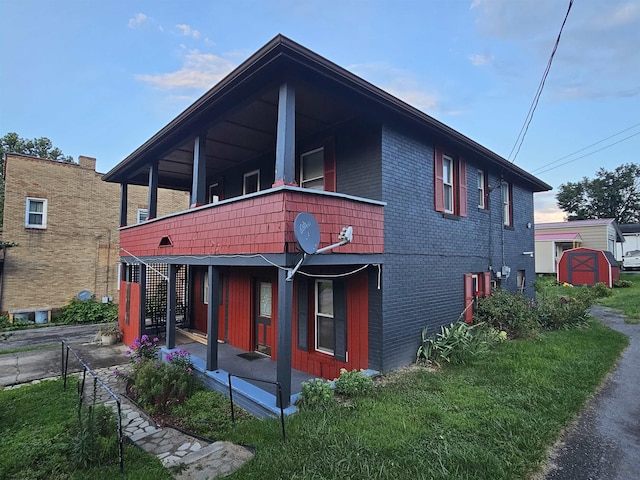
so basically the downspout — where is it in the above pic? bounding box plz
[0,245,6,313]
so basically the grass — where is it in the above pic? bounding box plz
[210,319,627,480]
[0,378,171,480]
[0,344,58,355]
[598,273,640,322]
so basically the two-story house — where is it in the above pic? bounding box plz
[104,35,551,412]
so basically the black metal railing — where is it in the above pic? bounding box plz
[228,373,286,443]
[61,340,124,473]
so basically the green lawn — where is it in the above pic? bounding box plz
[0,379,171,480]
[598,273,640,321]
[215,320,627,480]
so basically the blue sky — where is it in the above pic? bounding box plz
[1,0,639,222]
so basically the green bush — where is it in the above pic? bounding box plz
[535,294,592,329]
[613,279,633,288]
[297,378,334,409]
[56,296,118,325]
[334,369,373,397]
[474,289,539,338]
[417,322,502,365]
[591,282,613,298]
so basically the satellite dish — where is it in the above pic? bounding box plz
[77,290,93,301]
[294,212,320,254]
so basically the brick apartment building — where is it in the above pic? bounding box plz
[0,153,188,314]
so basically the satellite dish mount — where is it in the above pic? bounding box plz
[287,212,353,281]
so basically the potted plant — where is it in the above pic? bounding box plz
[98,322,121,345]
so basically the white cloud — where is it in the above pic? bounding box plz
[534,191,566,223]
[176,24,201,39]
[135,49,236,90]
[601,2,640,28]
[349,62,440,112]
[128,13,147,29]
[469,53,493,67]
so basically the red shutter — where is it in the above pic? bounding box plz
[458,157,467,217]
[483,272,491,296]
[323,137,336,192]
[434,147,445,212]
[464,273,474,323]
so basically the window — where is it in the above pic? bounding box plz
[300,148,324,190]
[203,270,209,304]
[464,272,491,323]
[478,170,487,209]
[434,147,467,217]
[209,183,220,203]
[502,182,513,227]
[315,280,334,354]
[137,208,148,224]
[517,270,526,290]
[25,197,47,228]
[243,170,260,195]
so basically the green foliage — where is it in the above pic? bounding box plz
[298,378,335,409]
[591,282,613,298]
[535,293,593,329]
[334,368,373,397]
[613,279,633,288]
[69,405,118,469]
[56,296,118,325]
[474,289,539,338]
[417,322,503,365]
[598,273,640,321]
[555,163,640,224]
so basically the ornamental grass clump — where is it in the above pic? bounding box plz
[115,336,196,413]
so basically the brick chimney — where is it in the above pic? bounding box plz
[78,156,96,171]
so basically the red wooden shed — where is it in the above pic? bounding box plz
[557,247,620,287]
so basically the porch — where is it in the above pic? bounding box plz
[165,336,315,418]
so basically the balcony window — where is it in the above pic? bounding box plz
[243,170,260,195]
[300,148,324,190]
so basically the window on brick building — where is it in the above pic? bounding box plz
[434,147,467,217]
[502,182,513,227]
[478,169,487,209]
[25,197,47,229]
[137,208,148,223]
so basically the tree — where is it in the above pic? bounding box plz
[0,132,75,227]
[556,163,640,224]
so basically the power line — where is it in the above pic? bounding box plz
[508,0,574,163]
[531,121,640,174]
[534,130,640,175]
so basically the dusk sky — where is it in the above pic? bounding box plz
[1,0,639,222]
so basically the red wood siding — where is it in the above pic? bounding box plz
[226,270,252,351]
[192,267,208,334]
[120,190,384,258]
[291,270,369,379]
[119,281,141,346]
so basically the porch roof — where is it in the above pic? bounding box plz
[103,34,551,193]
[535,232,583,242]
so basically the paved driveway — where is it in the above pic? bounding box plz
[543,306,640,480]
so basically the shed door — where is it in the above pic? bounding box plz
[567,252,598,285]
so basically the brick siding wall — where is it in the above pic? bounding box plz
[1,154,188,312]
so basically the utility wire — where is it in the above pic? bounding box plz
[531,121,640,174]
[534,130,640,175]
[508,0,574,163]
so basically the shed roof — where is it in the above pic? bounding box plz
[535,218,624,243]
[535,232,583,242]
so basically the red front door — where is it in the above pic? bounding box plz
[254,279,275,356]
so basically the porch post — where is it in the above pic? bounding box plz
[139,264,147,337]
[148,161,159,220]
[206,266,220,371]
[276,268,293,407]
[166,264,177,349]
[273,82,296,187]
[191,134,207,207]
[120,183,128,227]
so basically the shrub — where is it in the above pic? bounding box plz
[126,334,160,362]
[535,294,592,329]
[56,297,118,325]
[417,322,501,365]
[298,378,334,409]
[591,282,613,298]
[613,279,633,288]
[474,289,539,338]
[334,369,373,397]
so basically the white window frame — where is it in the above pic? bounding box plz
[443,155,454,214]
[137,208,148,224]
[243,170,260,195]
[502,183,512,226]
[203,270,209,305]
[300,147,325,190]
[478,170,486,209]
[25,197,48,229]
[315,279,334,355]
